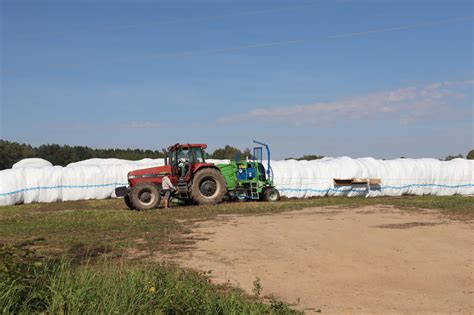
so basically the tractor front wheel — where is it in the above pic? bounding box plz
[124,193,135,210]
[191,168,227,205]
[263,187,280,202]
[131,182,161,211]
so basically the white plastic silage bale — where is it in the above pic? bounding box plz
[12,158,53,169]
[0,156,473,206]
[0,168,27,205]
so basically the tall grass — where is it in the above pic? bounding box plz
[0,246,296,314]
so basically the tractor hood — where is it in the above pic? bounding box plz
[127,165,171,179]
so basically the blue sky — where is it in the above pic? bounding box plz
[1,0,473,160]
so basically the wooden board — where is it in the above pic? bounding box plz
[334,178,381,186]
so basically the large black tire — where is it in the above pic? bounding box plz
[131,182,161,211]
[191,168,227,205]
[263,187,280,202]
[124,193,136,210]
[234,188,249,202]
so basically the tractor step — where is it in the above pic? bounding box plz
[177,178,189,198]
[250,182,259,199]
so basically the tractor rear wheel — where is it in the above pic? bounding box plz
[131,182,161,211]
[191,168,227,205]
[263,187,280,202]
[124,193,135,210]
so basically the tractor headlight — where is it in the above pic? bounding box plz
[128,175,141,179]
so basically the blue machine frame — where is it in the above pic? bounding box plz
[253,140,272,181]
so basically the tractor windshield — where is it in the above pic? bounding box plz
[190,147,205,163]
[177,149,190,161]
[171,147,206,164]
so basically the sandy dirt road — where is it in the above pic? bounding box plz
[171,206,474,314]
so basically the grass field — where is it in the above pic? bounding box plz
[1,195,472,313]
[1,246,295,314]
[1,195,472,261]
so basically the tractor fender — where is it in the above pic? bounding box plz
[191,163,221,175]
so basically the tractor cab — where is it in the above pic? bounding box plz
[165,143,209,180]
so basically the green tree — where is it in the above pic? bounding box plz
[444,154,464,161]
[211,145,242,160]
[241,148,255,160]
[467,150,474,160]
[0,140,165,170]
[210,146,256,160]
[0,140,35,169]
[285,154,324,161]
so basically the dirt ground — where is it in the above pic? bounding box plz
[170,205,474,314]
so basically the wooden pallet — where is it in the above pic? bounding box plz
[333,178,381,186]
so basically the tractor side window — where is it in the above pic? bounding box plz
[177,149,192,178]
[170,151,177,166]
[193,148,204,163]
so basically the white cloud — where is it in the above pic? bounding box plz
[219,80,473,125]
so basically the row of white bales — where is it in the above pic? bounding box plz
[0,156,473,206]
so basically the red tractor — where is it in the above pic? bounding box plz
[115,143,227,210]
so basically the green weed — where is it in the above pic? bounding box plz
[0,245,298,314]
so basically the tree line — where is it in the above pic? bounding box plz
[1,140,473,170]
[0,140,166,170]
[285,154,325,161]
[0,141,253,170]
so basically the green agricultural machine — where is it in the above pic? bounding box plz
[217,140,280,202]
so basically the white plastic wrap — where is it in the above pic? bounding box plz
[272,157,474,198]
[12,158,53,169]
[0,157,472,206]
[0,158,164,206]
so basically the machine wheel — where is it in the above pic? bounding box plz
[131,182,161,211]
[124,193,135,210]
[234,188,249,202]
[191,168,227,205]
[263,187,280,202]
